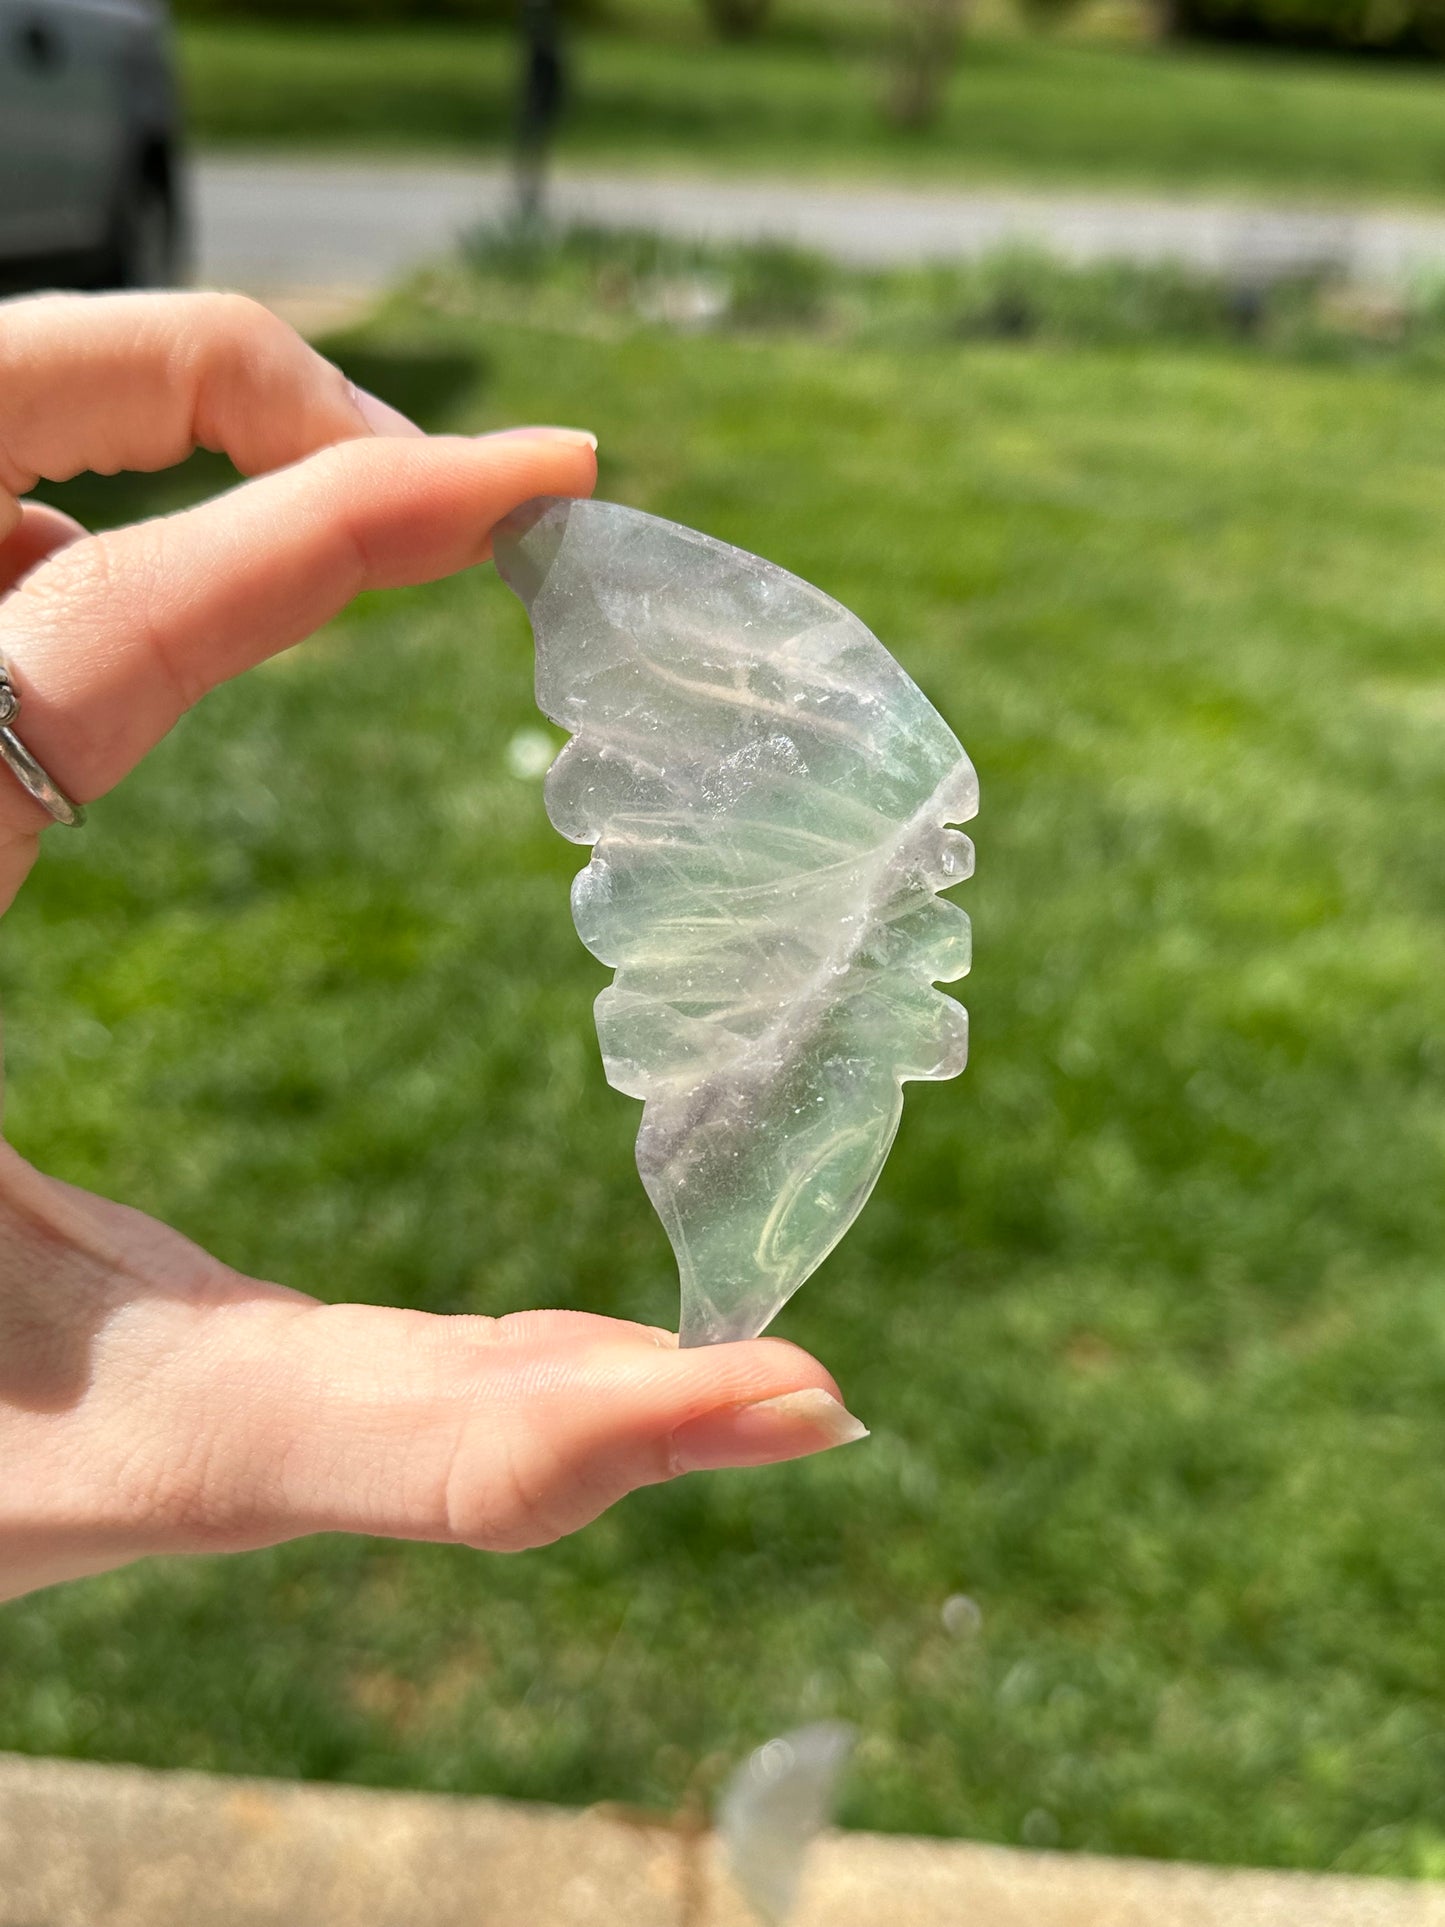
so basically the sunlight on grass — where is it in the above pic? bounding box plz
[181,15,1445,202]
[3,253,1443,1874]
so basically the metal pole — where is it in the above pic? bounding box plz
[515,0,566,233]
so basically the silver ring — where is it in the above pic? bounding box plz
[0,669,84,828]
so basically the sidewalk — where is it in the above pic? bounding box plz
[2,1751,1442,1927]
[196,155,1445,304]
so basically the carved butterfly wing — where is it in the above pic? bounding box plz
[495,497,977,1346]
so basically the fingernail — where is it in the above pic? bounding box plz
[671,1388,869,1474]
[348,381,425,438]
[477,425,598,450]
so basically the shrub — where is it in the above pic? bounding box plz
[698,0,773,38]
[454,223,1445,370]
[1168,0,1445,57]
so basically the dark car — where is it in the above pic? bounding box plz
[0,0,185,293]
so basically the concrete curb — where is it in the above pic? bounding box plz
[1,1752,1442,1927]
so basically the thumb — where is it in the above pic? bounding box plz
[179,1304,868,1558]
[0,1152,868,1596]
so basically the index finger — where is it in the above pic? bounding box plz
[0,291,414,541]
[0,430,596,851]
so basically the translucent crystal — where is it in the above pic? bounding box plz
[717,1721,857,1925]
[494,498,976,1347]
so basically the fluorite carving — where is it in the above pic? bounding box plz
[495,498,977,1347]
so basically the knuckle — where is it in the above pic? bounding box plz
[212,296,299,395]
[191,294,356,466]
[441,1400,668,1553]
[207,290,299,361]
[306,451,384,583]
[443,1422,570,1554]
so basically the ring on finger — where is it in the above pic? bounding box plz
[0,668,85,828]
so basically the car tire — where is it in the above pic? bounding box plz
[101,154,183,291]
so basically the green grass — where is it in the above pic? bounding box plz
[179,13,1445,201]
[2,249,1444,1876]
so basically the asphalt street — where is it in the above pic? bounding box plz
[195,155,1445,296]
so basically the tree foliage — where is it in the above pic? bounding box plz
[1169,0,1445,52]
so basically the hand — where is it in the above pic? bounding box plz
[0,293,864,1605]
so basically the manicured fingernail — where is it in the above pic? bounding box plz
[348,382,425,438]
[477,425,598,450]
[671,1388,869,1474]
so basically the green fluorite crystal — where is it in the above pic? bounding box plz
[495,497,976,1346]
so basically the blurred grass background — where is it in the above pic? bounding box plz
[178,2,1445,200]
[0,242,1442,1873]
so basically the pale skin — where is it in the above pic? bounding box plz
[0,292,865,1607]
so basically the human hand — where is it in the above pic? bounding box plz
[0,294,865,1605]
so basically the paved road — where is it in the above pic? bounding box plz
[196,154,1445,296]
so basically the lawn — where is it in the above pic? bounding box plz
[177,12,1445,202]
[1,250,1443,1876]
